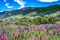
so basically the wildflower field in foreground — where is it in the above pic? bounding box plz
[0,24,60,40]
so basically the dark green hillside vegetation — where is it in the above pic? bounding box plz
[0,5,60,18]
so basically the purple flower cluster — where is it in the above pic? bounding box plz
[0,24,60,40]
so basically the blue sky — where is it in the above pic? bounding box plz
[0,0,60,12]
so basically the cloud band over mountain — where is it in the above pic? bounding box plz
[38,0,58,2]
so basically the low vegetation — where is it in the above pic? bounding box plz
[0,24,60,40]
[1,14,58,26]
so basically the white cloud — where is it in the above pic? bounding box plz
[38,0,58,2]
[14,0,26,9]
[5,3,13,8]
[0,11,3,12]
[4,0,6,2]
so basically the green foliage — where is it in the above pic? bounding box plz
[1,21,9,26]
[10,37,14,40]
[48,16,57,24]
[0,14,58,26]
[15,17,34,26]
[33,15,49,24]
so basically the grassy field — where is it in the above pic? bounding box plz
[56,21,60,24]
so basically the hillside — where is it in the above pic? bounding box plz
[0,5,60,19]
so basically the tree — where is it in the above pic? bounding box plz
[48,16,57,24]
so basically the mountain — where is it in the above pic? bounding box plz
[0,5,60,19]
